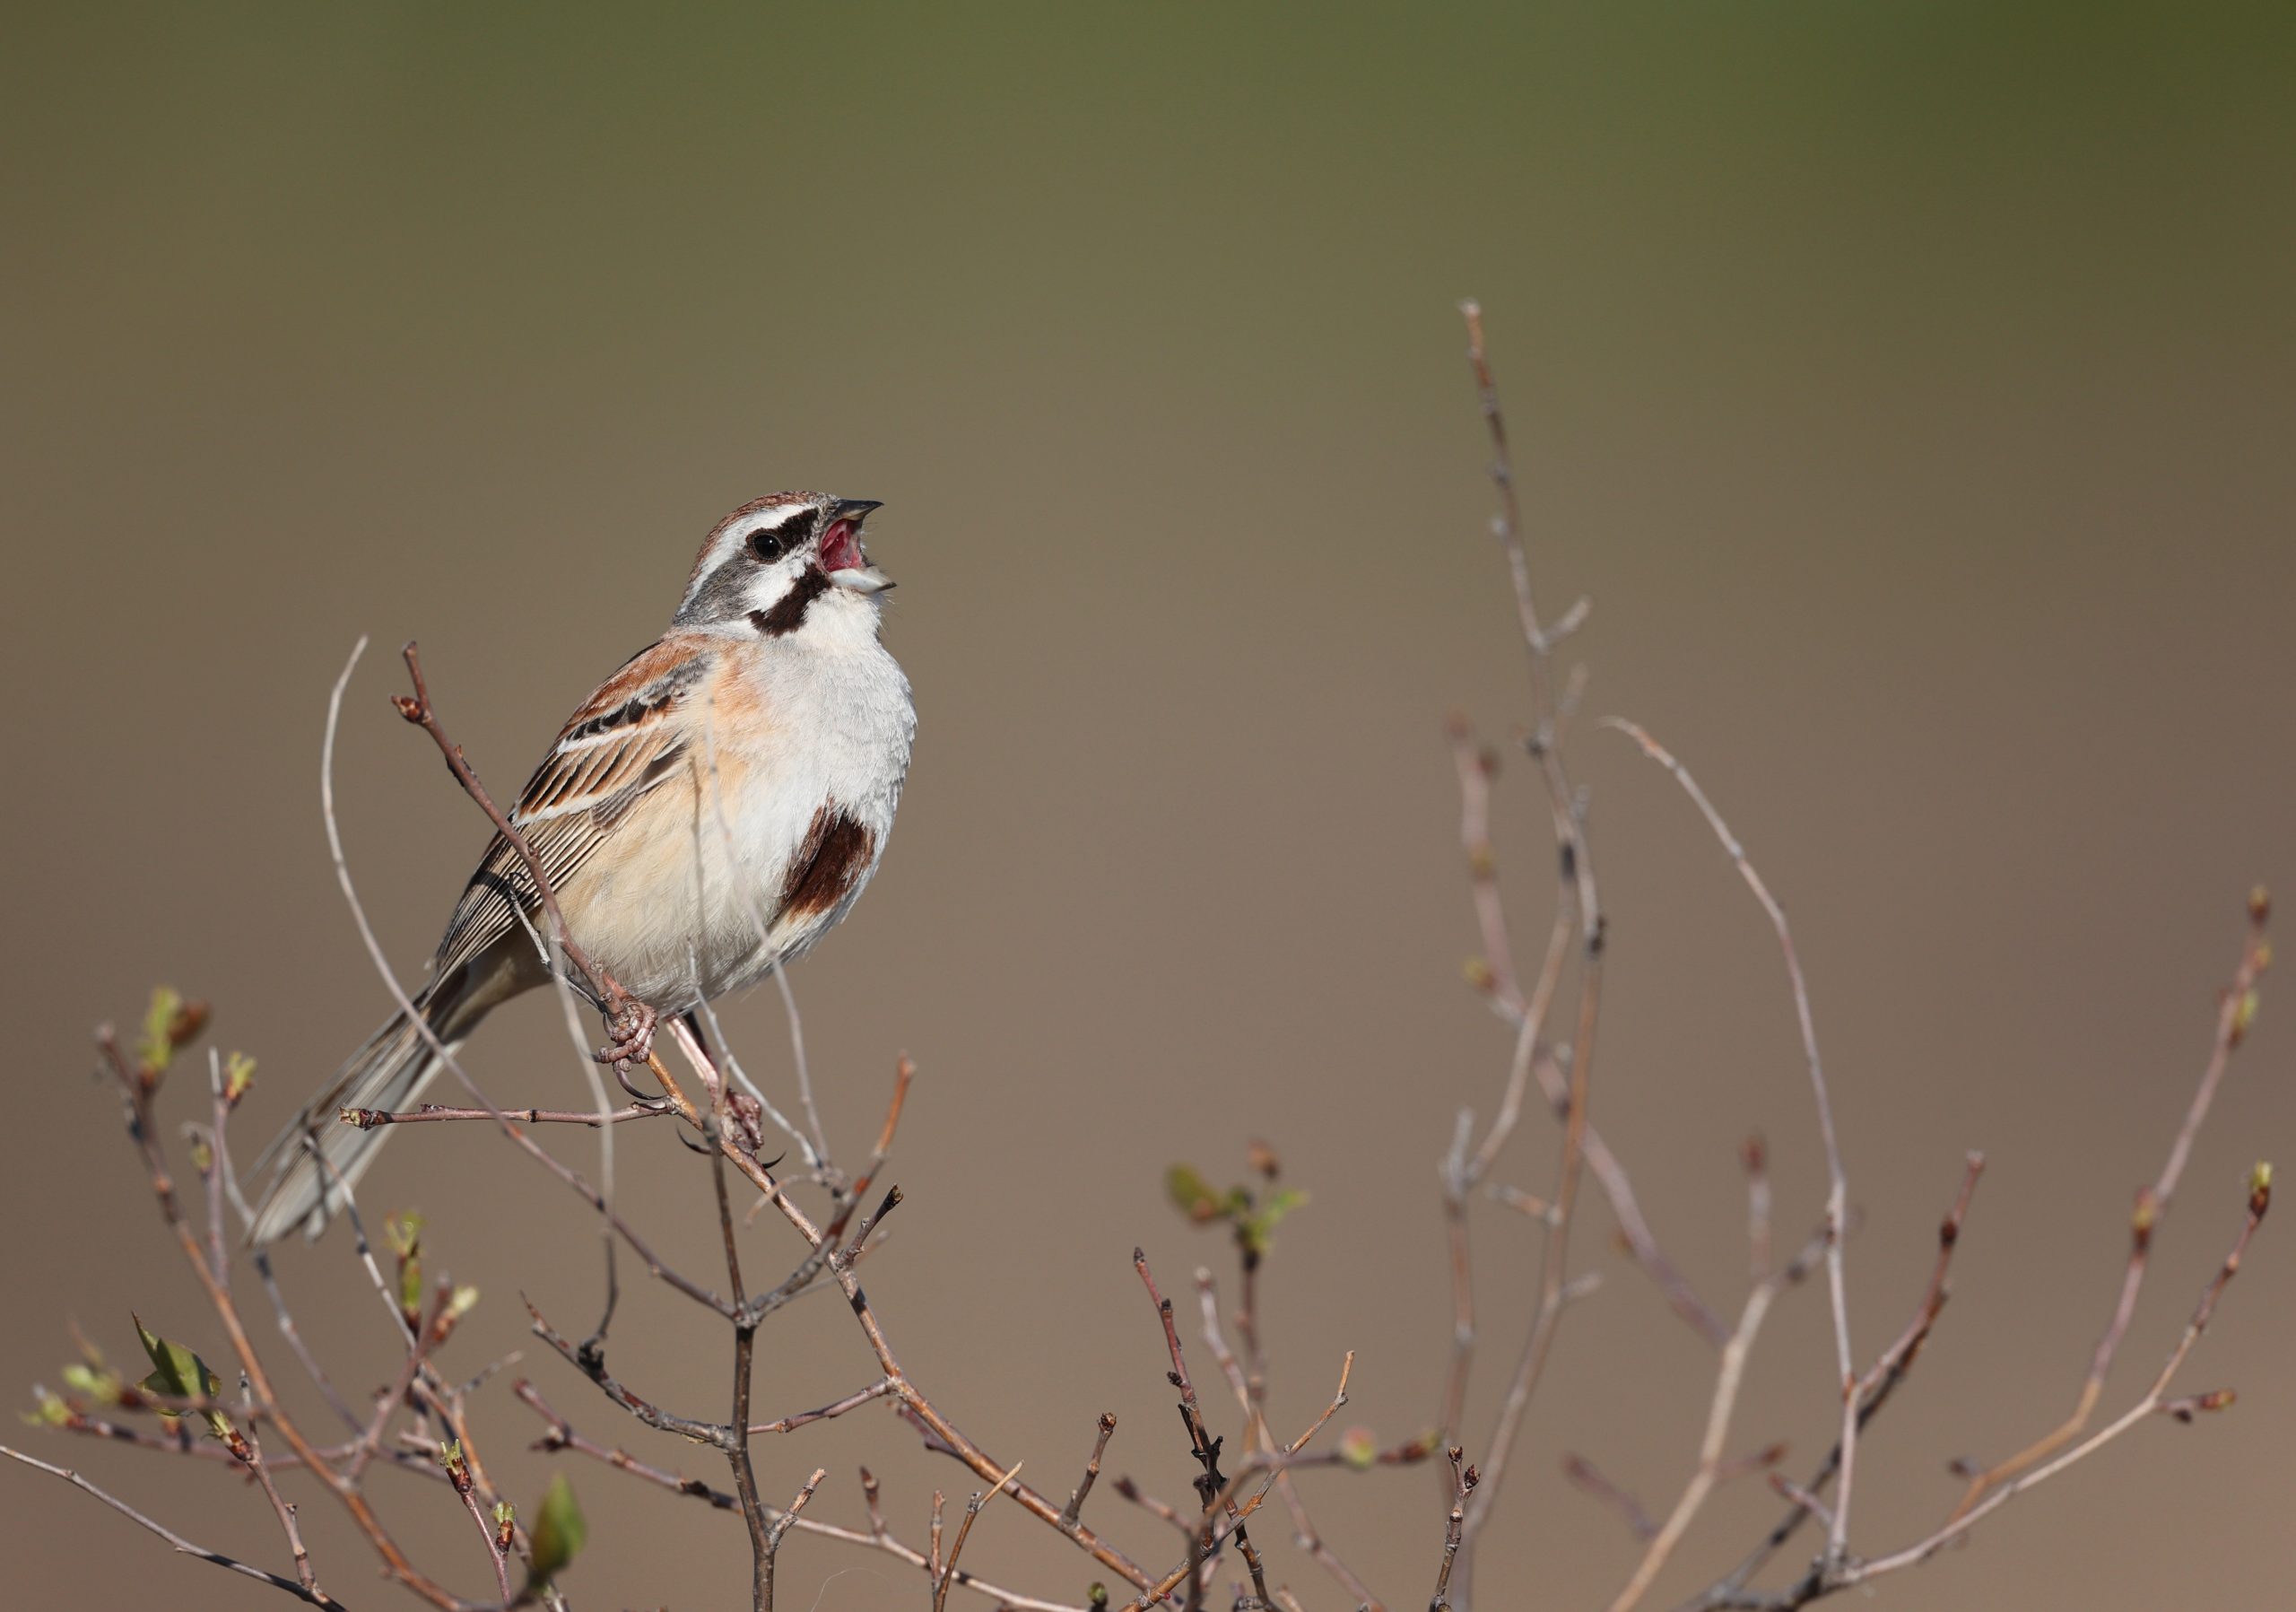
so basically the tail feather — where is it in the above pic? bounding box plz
[247,1006,452,1245]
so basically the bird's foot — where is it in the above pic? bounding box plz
[594,997,658,1074]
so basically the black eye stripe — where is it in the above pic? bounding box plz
[748,510,816,562]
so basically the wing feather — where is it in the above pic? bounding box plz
[428,638,710,985]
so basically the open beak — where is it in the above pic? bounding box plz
[820,498,893,592]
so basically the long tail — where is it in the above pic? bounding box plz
[246,985,470,1245]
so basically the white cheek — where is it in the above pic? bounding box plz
[746,562,811,614]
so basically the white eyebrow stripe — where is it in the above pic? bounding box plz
[675,501,821,619]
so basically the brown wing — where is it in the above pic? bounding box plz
[429,637,710,985]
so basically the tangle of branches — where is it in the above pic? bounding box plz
[8,309,2274,1612]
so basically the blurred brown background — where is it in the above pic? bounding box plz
[4,4,2292,1608]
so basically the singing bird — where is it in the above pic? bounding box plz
[248,492,916,1243]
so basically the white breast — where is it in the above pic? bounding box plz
[691,613,916,1001]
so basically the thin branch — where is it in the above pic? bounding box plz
[251,1250,365,1433]
[339,1102,672,1128]
[1825,1172,2270,1599]
[1603,1220,1828,1612]
[762,1467,827,1612]
[515,1386,1087,1611]
[1448,306,1616,1595]
[1060,1414,1119,1529]
[709,1107,775,1612]
[750,1378,896,1435]
[240,1405,329,1604]
[1431,1445,1478,1612]
[1689,1153,1984,1609]
[2,1445,346,1608]
[771,966,833,1179]
[1119,1352,1358,1611]
[91,1027,465,1608]
[935,1461,1025,1612]
[525,1299,729,1447]
[1198,1270,1383,1609]
[439,1441,509,1605]
[1134,1250,1269,1606]
[1942,897,2271,1522]
[320,638,731,1320]
[1449,717,1522,1015]
[1562,1453,1657,1541]
[1604,717,1857,1565]
[393,642,611,1005]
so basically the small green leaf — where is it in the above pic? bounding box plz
[1239,1185,1310,1256]
[222,1052,257,1106]
[384,1211,424,1260]
[59,1363,123,1405]
[385,1214,424,1317]
[24,1390,70,1426]
[525,1472,587,1590]
[444,1285,481,1325]
[1338,1425,1378,1470]
[1165,1165,1222,1223]
[137,989,185,1076]
[133,1315,233,1442]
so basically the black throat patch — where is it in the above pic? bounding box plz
[750,567,831,637]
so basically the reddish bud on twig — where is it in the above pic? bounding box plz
[2131,1187,2159,1251]
[2229,989,2261,1049]
[2162,1389,2237,1423]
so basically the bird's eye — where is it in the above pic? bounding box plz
[749,512,813,562]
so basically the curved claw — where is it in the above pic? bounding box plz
[613,1060,666,1103]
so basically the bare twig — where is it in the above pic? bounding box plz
[1824,1170,2270,1599]
[1134,1250,1269,1606]
[1603,1220,1828,1611]
[1562,1453,1657,1541]
[1942,895,2271,1522]
[2,1445,346,1608]
[1061,1413,1119,1529]
[92,1026,466,1608]
[1689,1153,1984,1608]
[1452,305,1617,1594]
[321,639,731,1321]
[750,1377,896,1435]
[1197,1270,1383,1609]
[516,1385,1083,1609]
[935,1460,1025,1612]
[339,1102,672,1128]
[762,1466,827,1612]
[1431,1445,1478,1612]
[439,1440,509,1605]
[1604,717,1857,1566]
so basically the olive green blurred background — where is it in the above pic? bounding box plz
[4,4,2292,1608]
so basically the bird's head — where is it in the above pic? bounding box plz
[674,492,892,636]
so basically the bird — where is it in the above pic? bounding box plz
[246,492,916,1244]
